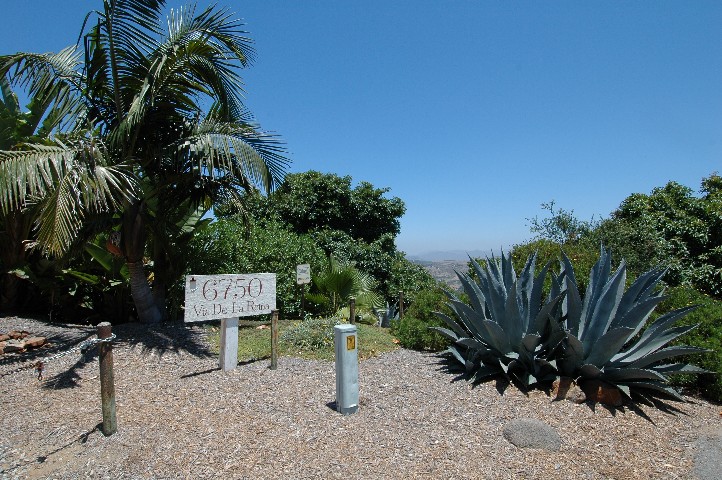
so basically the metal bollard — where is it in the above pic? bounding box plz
[334,324,359,415]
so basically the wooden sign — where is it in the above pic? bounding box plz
[184,273,276,322]
[296,264,311,285]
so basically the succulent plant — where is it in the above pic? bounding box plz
[557,248,708,403]
[374,301,399,328]
[432,251,566,388]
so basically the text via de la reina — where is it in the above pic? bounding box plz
[184,273,276,322]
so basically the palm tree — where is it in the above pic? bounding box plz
[0,0,289,323]
[307,256,384,318]
[0,72,91,309]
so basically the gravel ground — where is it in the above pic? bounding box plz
[1,316,721,480]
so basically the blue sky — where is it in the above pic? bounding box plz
[2,1,721,257]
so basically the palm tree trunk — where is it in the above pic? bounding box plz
[127,260,161,324]
[123,201,162,324]
[151,240,168,319]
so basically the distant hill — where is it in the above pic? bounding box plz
[406,249,492,262]
[410,259,468,291]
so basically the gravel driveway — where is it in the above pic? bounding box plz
[1,316,721,479]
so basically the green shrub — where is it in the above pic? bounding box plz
[391,315,447,351]
[659,285,722,402]
[391,287,450,351]
[181,217,328,318]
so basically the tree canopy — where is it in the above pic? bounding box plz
[268,171,406,244]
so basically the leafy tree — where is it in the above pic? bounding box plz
[269,171,405,244]
[526,200,598,244]
[593,176,722,295]
[0,1,289,323]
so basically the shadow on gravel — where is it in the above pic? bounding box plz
[112,320,213,358]
[1,316,213,390]
[181,366,220,378]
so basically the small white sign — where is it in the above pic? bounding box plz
[184,273,276,322]
[296,264,311,285]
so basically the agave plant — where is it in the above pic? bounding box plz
[557,248,707,403]
[374,300,399,327]
[433,252,566,388]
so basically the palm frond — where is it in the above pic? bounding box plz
[178,119,288,193]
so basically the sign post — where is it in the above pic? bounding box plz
[184,273,276,371]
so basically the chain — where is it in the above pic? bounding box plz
[1,333,117,380]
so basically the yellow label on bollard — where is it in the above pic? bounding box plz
[346,335,356,351]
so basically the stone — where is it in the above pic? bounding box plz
[2,339,25,353]
[0,334,10,342]
[22,337,46,349]
[503,418,561,451]
[581,379,624,407]
[9,330,29,340]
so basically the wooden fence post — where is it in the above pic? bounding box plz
[270,310,279,370]
[349,297,356,324]
[97,322,117,436]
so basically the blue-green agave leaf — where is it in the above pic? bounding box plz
[529,259,551,328]
[533,291,566,336]
[579,363,602,378]
[581,261,626,349]
[611,266,666,329]
[635,305,698,348]
[444,346,466,366]
[616,324,699,364]
[652,363,708,374]
[560,251,582,335]
[626,345,709,369]
[602,367,667,382]
[579,248,613,336]
[470,365,502,384]
[433,311,467,338]
[456,337,486,350]
[558,333,585,377]
[610,296,666,339]
[502,283,523,344]
[584,327,635,367]
[522,334,542,352]
[480,319,512,353]
[619,381,686,401]
[449,299,488,340]
[429,326,460,343]
[456,270,486,314]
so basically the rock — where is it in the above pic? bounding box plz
[0,342,5,355]
[22,337,46,349]
[2,339,25,353]
[581,379,624,407]
[8,330,29,340]
[503,418,561,451]
[0,334,10,342]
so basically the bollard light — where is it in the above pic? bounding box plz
[334,324,359,415]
